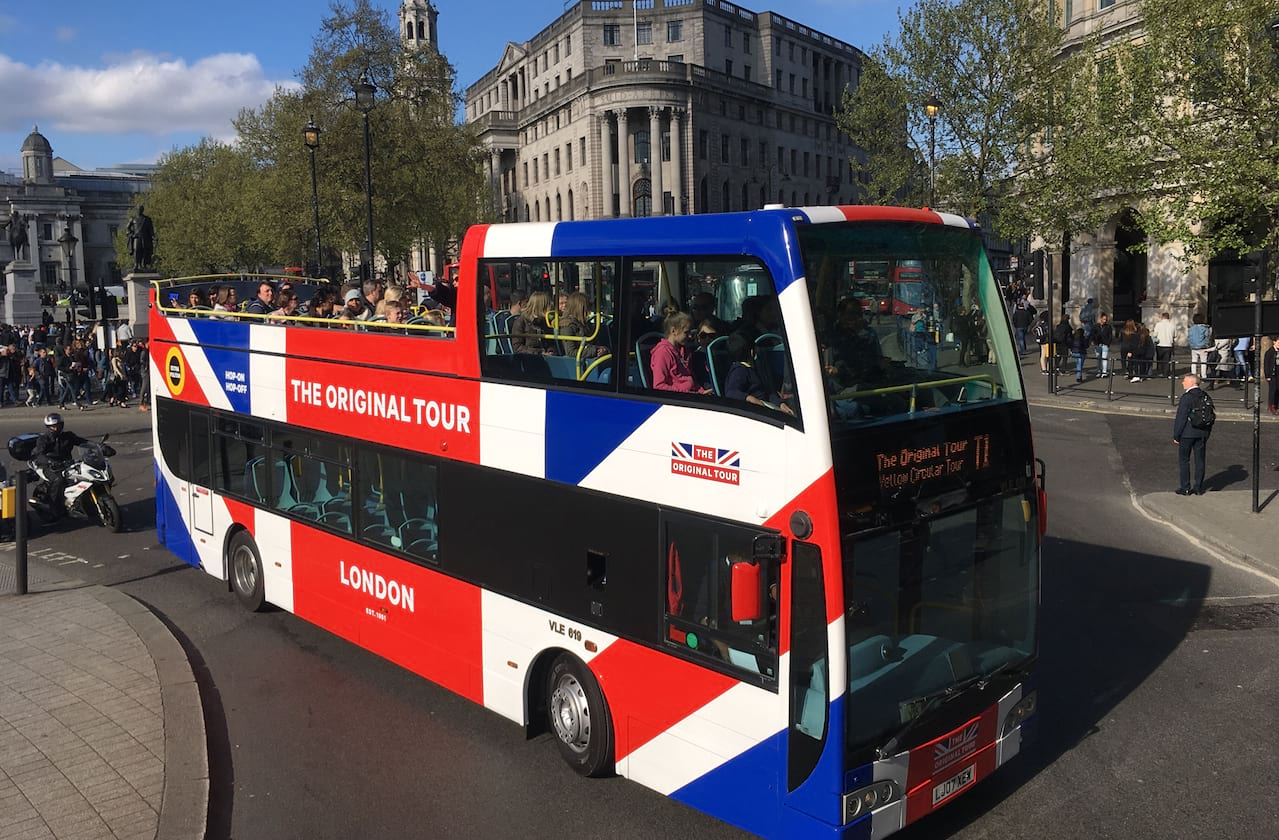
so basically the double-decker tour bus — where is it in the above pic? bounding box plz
[150,205,1043,839]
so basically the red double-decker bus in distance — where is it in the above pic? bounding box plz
[150,205,1042,839]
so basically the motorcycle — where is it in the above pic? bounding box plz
[6,433,122,532]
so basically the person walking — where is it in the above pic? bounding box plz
[1265,338,1279,415]
[1092,312,1114,377]
[1069,327,1090,382]
[1187,313,1212,379]
[1173,373,1212,496]
[1153,311,1175,377]
[1011,299,1036,355]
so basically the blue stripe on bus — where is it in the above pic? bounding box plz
[185,317,251,348]
[155,464,200,567]
[201,345,252,414]
[544,211,804,294]
[670,727,787,838]
[544,391,659,485]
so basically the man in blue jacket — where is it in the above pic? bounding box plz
[1172,373,1211,495]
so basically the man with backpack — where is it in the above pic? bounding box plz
[1173,373,1214,496]
[1033,312,1052,374]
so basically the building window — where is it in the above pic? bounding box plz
[604,24,620,46]
[661,129,671,162]
[634,178,652,217]
[743,33,751,53]
[668,54,684,63]
[740,138,749,167]
[566,34,572,54]
[789,43,795,61]
[1099,0,1114,7]
[554,149,561,176]
[698,129,708,159]
[605,58,620,74]
[720,134,730,163]
[725,59,733,76]
[775,39,782,57]
[724,24,732,47]
[802,78,808,97]
[637,21,652,45]
[776,69,782,88]
[581,136,587,163]
[668,19,683,42]
[744,65,751,81]
[523,161,529,187]
[543,153,549,181]
[554,43,560,63]
[789,73,796,94]
[567,144,573,171]
[636,129,651,164]
[41,223,52,242]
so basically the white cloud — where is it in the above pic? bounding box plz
[0,50,299,137]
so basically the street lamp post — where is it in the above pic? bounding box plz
[925,94,941,208]
[354,71,377,284]
[57,222,81,342]
[303,116,323,278]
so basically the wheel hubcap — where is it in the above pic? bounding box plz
[232,545,257,595]
[549,673,591,754]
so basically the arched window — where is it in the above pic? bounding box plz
[556,192,563,221]
[698,177,708,214]
[636,128,651,164]
[417,20,425,41]
[406,23,414,40]
[741,183,749,210]
[759,186,766,208]
[567,189,575,220]
[535,200,541,222]
[722,180,731,212]
[634,178,652,217]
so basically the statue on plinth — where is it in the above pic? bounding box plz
[126,205,156,271]
[3,209,29,263]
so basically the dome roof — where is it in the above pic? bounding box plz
[21,126,52,154]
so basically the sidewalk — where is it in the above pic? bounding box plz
[0,558,207,840]
[1021,351,1279,582]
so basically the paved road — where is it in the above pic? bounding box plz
[5,402,1279,839]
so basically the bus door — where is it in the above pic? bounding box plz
[187,410,214,535]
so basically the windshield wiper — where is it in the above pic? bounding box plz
[875,661,1022,760]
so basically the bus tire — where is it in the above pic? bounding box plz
[547,654,614,777]
[228,531,267,612]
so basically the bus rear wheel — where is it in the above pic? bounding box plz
[228,531,267,612]
[547,654,614,777]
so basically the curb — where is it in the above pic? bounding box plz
[93,586,209,840]
[1136,493,1279,581]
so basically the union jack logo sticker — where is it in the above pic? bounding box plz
[670,442,741,485]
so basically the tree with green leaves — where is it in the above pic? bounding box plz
[837,0,1063,228]
[125,0,487,279]
[1093,0,1279,272]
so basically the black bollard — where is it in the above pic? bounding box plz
[14,470,26,595]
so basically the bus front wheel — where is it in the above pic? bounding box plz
[229,531,267,612]
[547,654,614,777]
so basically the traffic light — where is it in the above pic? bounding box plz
[1032,251,1045,299]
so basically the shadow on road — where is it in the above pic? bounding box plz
[1206,464,1248,492]
[897,536,1210,838]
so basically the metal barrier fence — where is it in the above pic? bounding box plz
[1042,347,1260,409]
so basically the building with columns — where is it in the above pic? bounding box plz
[464,0,867,223]
[2,127,148,296]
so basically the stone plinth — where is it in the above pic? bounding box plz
[3,260,43,326]
[125,271,161,339]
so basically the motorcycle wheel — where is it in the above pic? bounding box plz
[96,494,123,533]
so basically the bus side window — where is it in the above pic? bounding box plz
[662,514,778,684]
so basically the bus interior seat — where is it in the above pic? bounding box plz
[635,332,662,388]
[287,503,321,521]
[706,336,733,396]
[244,457,267,503]
[362,523,396,541]
[399,518,437,546]
[755,333,788,394]
[271,459,299,509]
[407,538,438,560]
[545,356,579,381]
[484,313,500,356]
[797,658,828,739]
[493,310,515,354]
[319,512,352,532]
[580,354,613,383]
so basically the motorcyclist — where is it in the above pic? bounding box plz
[34,412,87,515]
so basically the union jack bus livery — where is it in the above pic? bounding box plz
[151,206,1043,839]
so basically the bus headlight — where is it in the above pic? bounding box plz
[842,780,900,824]
[1001,690,1038,737]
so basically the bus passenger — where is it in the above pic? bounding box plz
[651,312,709,394]
[560,291,607,357]
[825,298,886,387]
[724,334,794,415]
[211,286,238,318]
[512,291,555,354]
[269,289,300,323]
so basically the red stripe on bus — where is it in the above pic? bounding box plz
[589,641,737,762]
[291,528,485,704]
[763,467,843,631]
[836,206,944,226]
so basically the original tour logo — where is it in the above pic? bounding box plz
[670,442,740,485]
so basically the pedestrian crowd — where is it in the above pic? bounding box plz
[0,319,150,412]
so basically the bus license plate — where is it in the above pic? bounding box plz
[931,764,975,805]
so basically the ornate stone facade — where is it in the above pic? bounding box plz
[464,0,867,223]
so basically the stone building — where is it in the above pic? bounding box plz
[463,0,867,224]
[2,126,148,296]
[1049,0,1255,340]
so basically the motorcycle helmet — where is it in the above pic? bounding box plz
[44,412,63,430]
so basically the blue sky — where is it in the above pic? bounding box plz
[0,0,902,173]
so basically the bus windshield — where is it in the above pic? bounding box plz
[802,223,1021,428]
[842,491,1039,759]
